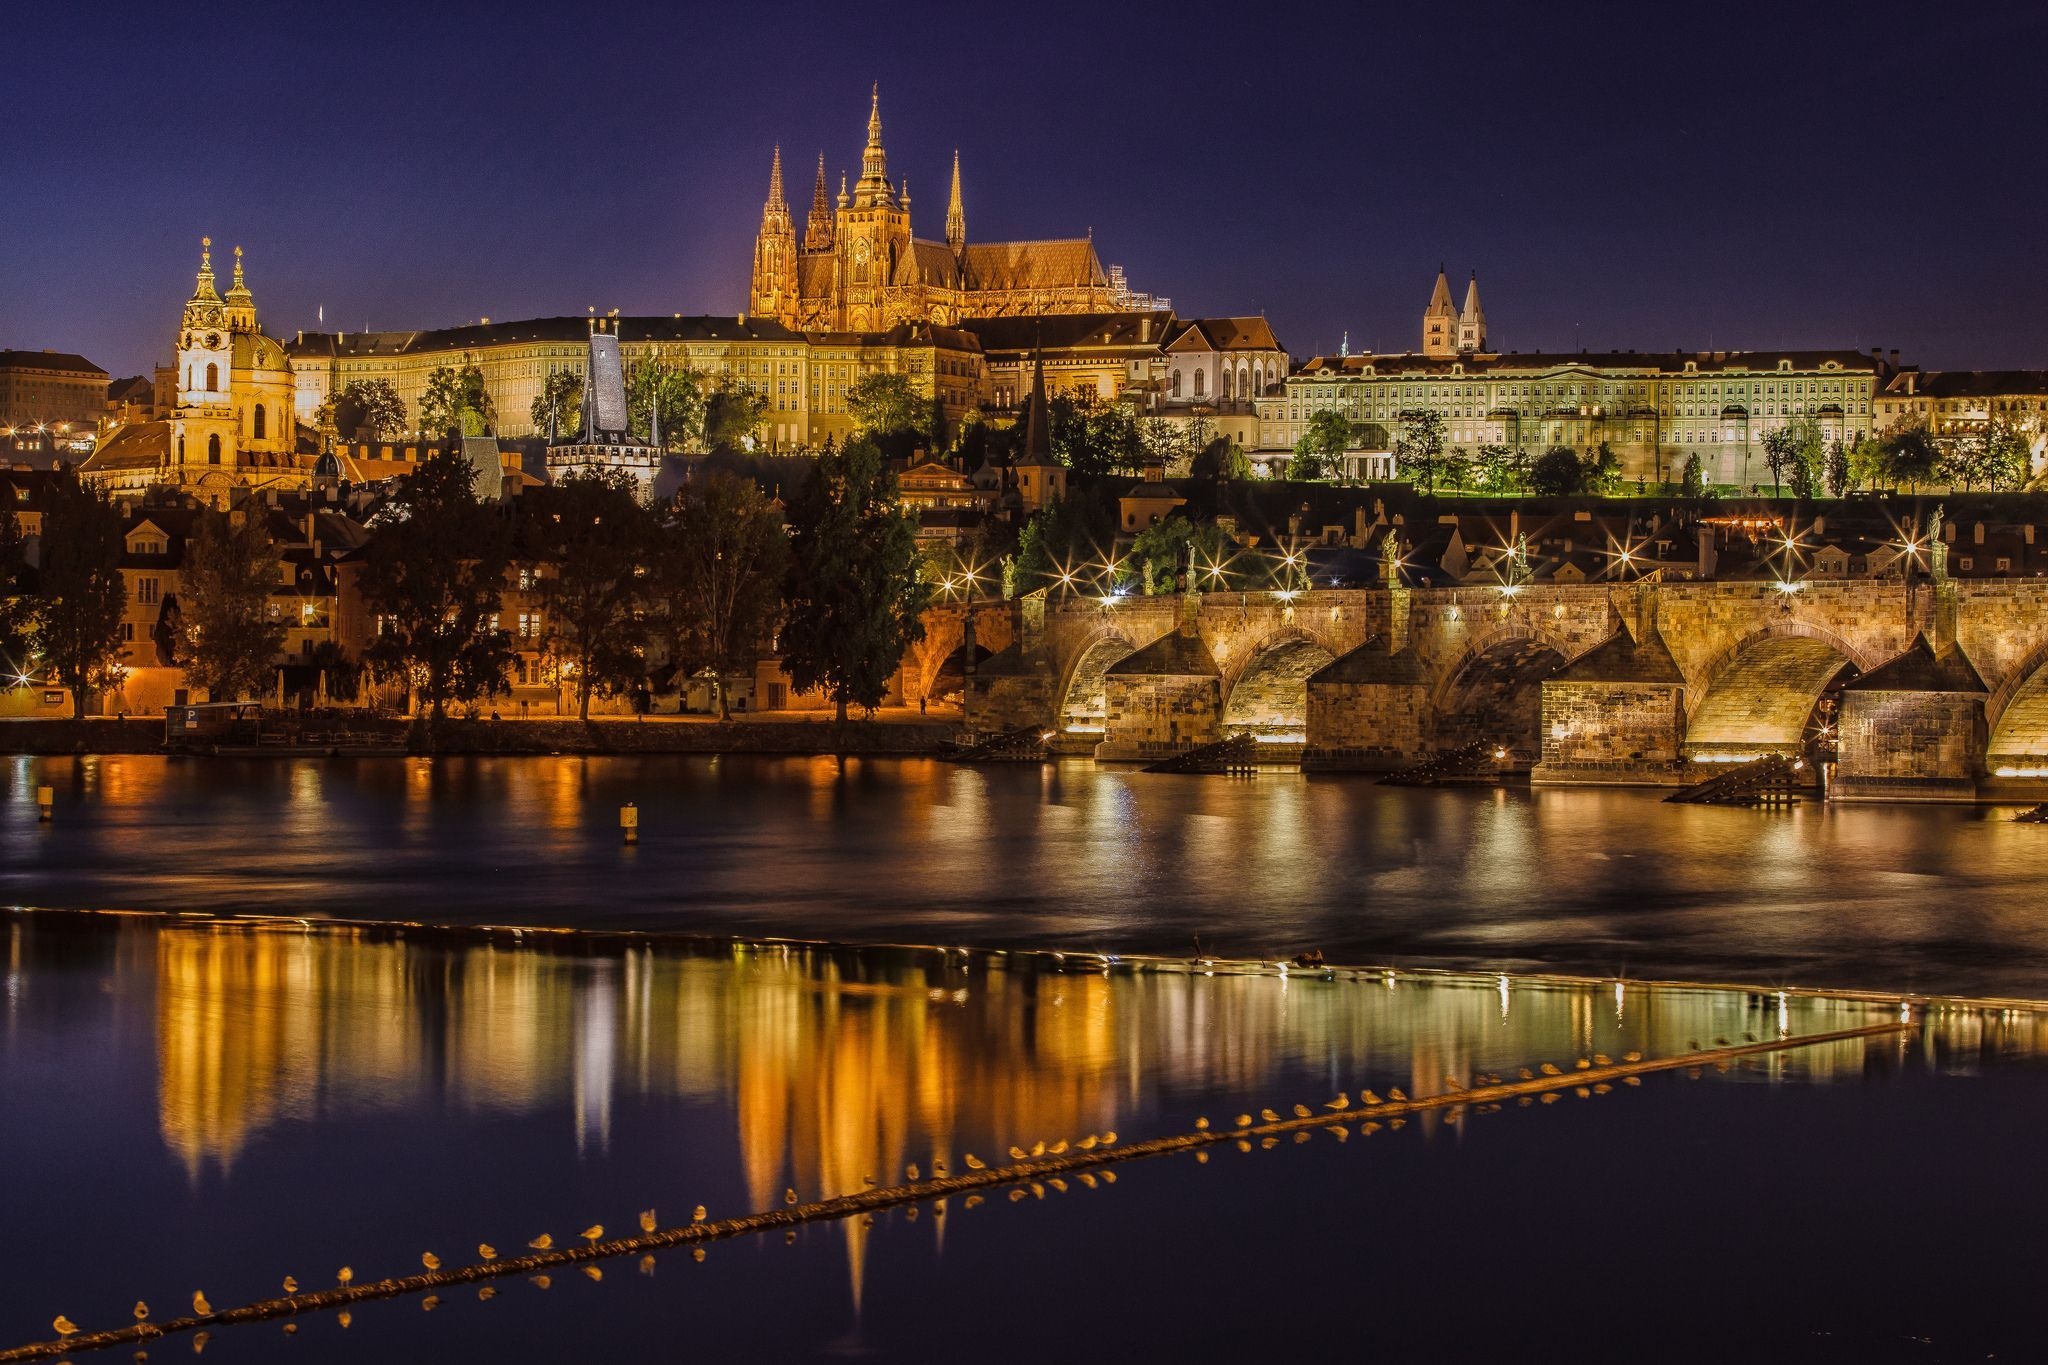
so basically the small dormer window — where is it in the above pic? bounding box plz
[1778,359,1793,372]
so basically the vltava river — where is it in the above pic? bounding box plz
[5,754,2047,997]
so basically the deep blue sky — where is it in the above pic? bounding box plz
[5,1,2044,379]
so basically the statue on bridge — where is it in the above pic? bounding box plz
[1927,506,1948,585]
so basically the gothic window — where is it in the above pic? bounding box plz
[205,363,219,392]
[1194,370,1205,398]
[1170,370,1181,397]
[253,405,266,439]
[207,434,221,464]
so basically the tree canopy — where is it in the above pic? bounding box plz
[535,470,654,720]
[779,438,929,721]
[703,378,770,451]
[659,471,789,719]
[33,467,128,718]
[175,507,286,702]
[419,364,492,436]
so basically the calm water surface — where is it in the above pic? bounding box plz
[4,754,2047,997]
[3,914,2044,1363]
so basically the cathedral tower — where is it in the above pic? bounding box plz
[750,146,799,322]
[835,86,912,329]
[1422,266,1457,358]
[1457,272,1486,353]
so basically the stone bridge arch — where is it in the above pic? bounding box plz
[1982,635,2048,768]
[1682,620,1876,756]
[1430,624,1581,753]
[1218,628,1343,742]
[905,603,1016,704]
[1055,627,1145,734]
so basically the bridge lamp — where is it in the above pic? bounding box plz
[1275,589,1297,602]
[1773,579,1802,594]
[1498,584,1522,598]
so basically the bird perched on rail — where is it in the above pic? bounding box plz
[1236,1114,1253,1127]
[135,1300,151,1322]
[1360,1090,1382,1106]
[193,1291,212,1315]
[1293,1104,1312,1118]
[478,1245,496,1263]
[1325,1095,1350,1111]
[1539,1063,1561,1076]
[281,1276,298,1295]
[1260,1108,1280,1123]
[1194,1117,1210,1130]
[528,1234,553,1252]
[580,1225,604,1248]
[964,1153,986,1170]
[1048,1141,1068,1156]
[1101,1131,1117,1145]
[52,1316,78,1338]
[1388,1088,1407,1102]
[640,1209,658,1234]
[908,1162,922,1180]
[785,1188,797,1205]
[1623,1051,1642,1063]
[338,1266,354,1286]
[422,1252,441,1272]
[692,1206,707,1224]
[1030,1140,1046,1158]
[1594,1054,1612,1067]
[1076,1134,1097,1150]
[1574,1059,1591,1071]
[1008,1146,1027,1162]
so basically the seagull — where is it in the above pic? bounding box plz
[1236,1114,1253,1127]
[1324,1096,1350,1111]
[785,1188,797,1205]
[1078,1173,1098,1189]
[1388,1088,1407,1102]
[1194,1117,1210,1130]
[1048,1141,1067,1156]
[135,1301,151,1322]
[1574,1059,1591,1071]
[1076,1135,1097,1150]
[1049,1178,1068,1193]
[1361,1121,1381,1136]
[1539,1063,1561,1076]
[478,1245,496,1262]
[580,1225,604,1247]
[1715,1037,1730,1048]
[1008,1146,1027,1162]
[1623,1051,1642,1063]
[1030,1141,1046,1157]
[1261,1108,1280,1122]
[1101,1131,1116,1145]
[639,1210,657,1234]
[528,1235,553,1251]
[338,1267,354,1286]
[1293,1104,1312,1118]
[692,1206,707,1224]
[1009,1189,1026,1203]
[53,1316,78,1338]
[907,1163,921,1180]
[1594,1054,1612,1067]
[422,1253,441,1272]
[965,1195,985,1208]
[1518,1068,1533,1080]
[281,1276,298,1295]
[193,1291,212,1315]
[1360,1090,1382,1105]
[964,1154,986,1170]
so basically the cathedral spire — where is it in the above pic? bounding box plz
[855,83,892,206]
[766,144,788,214]
[223,244,256,331]
[945,149,966,253]
[805,152,834,250]
[1021,336,1052,465]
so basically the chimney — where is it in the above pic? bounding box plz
[1889,349,1900,370]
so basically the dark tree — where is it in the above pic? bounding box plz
[1528,446,1587,496]
[1395,409,1446,492]
[323,379,405,440]
[529,370,582,438]
[1011,494,1117,595]
[0,506,31,678]
[780,437,929,722]
[359,449,514,719]
[660,471,789,719]
[33,467,129,718]
[176,507,286,701]
[703,378,770,451]
[419,363,492,436]
[536,470,654,720]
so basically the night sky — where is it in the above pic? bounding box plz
[6,1,2044,380]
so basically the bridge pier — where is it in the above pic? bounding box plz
[1096,631,1222,763]
[1530,626,1688,787]
[1301,638,1431,771]
[1832,635,1987,802]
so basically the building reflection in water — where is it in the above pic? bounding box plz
[128,919,2048,1298]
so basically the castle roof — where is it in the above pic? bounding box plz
[287,315,812,360]
[1287,349,1885,380]
[959,238,1106,292]
[81,421,170,473]
[1164,317,1284,354]
[961,311,1175,354]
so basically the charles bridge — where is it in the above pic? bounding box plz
[912,572,2048,800]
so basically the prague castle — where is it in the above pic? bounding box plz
[749,88,1150,330]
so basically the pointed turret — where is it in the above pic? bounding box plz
[223,245,256,333]
[187,237,222,307]
[1020,342,1054,467]
[945,149,966,254]
[766,144,788,215]
[1422,265,1457,358]
[1457,271,1486,353]
[751,146,798,322]
[804,152,835,250]
[854,84,894,207]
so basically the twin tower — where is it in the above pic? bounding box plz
[1422,266,1487,357]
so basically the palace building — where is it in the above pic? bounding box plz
[749,88,1152,331]
[84,240,309,500]
[1257,268,1890,486]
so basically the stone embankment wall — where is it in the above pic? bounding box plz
[0,718,960,758]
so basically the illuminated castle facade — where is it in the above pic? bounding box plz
[749,88,1151,331]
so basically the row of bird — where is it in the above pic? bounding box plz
[49,1056,1737,1348]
